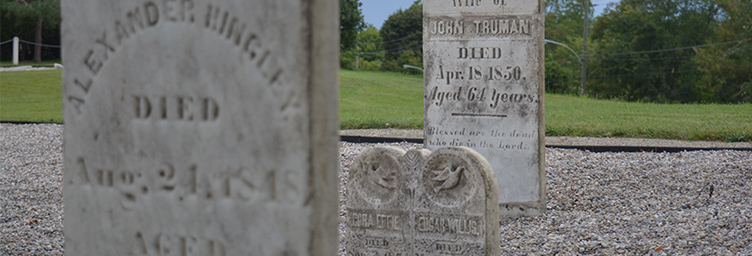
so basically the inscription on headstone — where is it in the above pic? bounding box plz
[61,0,339,255]
[345,147,499,255]
[423,0,546,216]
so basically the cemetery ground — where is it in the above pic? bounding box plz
[2,124,751,254]
[1,69,751,254]
[3,69,751,142]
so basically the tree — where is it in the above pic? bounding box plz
[693,0,752,103]
[357,25,383,62]
[589,0,719,102]
[544,0,592,94]
[380,0,422,73]
[341,25,384,70]
[340,0,365,51]
[1,0,60,63]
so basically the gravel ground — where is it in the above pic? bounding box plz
[2,123,751,255]
[1,124,64,255]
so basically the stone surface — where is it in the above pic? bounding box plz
[423,0,546,216]
[345,147,499,255]
[61,0,339,255]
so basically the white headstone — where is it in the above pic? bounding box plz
[423,0,546,216]
[61,0,339,255]
[346,147,500,255]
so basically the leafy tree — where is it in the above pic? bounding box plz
[380,0,422,73]
[383,49,422,74]
[1,0,60,62]
[357,25,383,62]
[589,0,719,102]
[341,25,383,70]
[544,0,592,94]
[693,0,752,103]
[340,0,365,51]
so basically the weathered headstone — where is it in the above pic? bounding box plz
[61,0,339,255]
[423,0,546,216]
[346,147,499,255]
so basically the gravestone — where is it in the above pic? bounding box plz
[423,0,546,216]
[346,147,499,255]
[61,0,339,255]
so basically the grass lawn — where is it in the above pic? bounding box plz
[0,69,63,123]
[1,68,751,142]
[1,59,61,67]
[546,94,752,142]
[340,69,424,129]
[340,69,752,142]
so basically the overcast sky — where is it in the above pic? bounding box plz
[361,0,615,29]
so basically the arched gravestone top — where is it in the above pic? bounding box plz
[346,147,500,255]
[61,0,339,255]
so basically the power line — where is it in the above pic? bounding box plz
[359,44,423,55]
[591,38,751,56]
[589,47,751,61]
[547,37,751,62]
[588,64,752,79]
[358,33,421,45]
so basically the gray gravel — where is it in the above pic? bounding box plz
[1,124,64,255]
[2,124,751,255]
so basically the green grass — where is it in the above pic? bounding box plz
[340,69,752,142]
[1,59,61,67]
[1,68,751,142]
[340,69,424,129]
[0,70,63,123]
[545,94,752,142]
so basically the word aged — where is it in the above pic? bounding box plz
[425,85,538,107]
[134,232,226,256]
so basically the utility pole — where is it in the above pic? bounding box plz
[581,0,589,95]
[356,45,360,70]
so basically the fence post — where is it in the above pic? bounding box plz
[12,37,19,65]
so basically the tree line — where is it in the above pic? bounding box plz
[0,0,60,62]
[2,0,748,103]
[342,0,751,103]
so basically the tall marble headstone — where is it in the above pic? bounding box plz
[61,0,339,255]
[423,0,546,216]
[346,147,499,255]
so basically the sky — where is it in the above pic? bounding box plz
[361,0,615,30]
[361,0,414,29]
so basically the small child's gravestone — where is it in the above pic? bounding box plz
[346,147,499,255]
